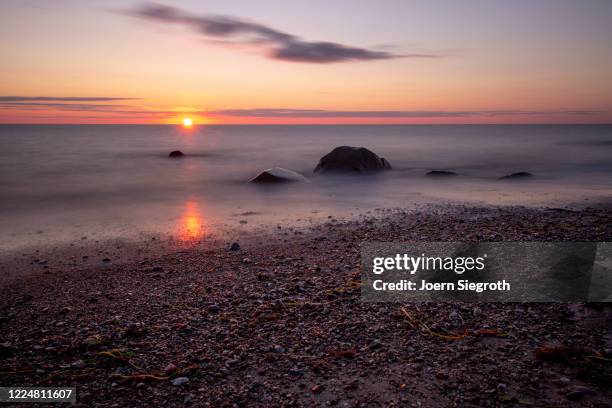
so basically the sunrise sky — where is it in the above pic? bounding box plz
[1,0,611,124]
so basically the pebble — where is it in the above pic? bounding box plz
[3,206,611,407]
[566,386,595,401]
[171,377,190,386]
[71,360,86,369]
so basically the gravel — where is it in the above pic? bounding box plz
[0,205,611,407]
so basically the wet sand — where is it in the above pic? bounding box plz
[1,205,611,407]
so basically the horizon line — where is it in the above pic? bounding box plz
[1,122,611,126]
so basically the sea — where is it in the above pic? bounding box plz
[1,124,610,251]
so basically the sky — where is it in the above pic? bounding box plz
[0,0,611,124]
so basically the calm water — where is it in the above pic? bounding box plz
[1,124,611,251]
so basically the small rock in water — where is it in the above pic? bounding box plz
[500,171,533,180]
[102,258,111,263]
[168,150,184,158]
[426,170,457,177]
[229,242,241,251]
[249,167,308,183]
[171,377,189,386]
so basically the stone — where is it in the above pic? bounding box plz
[566,386,595,400]
[314,146,391,173]
[426,170,457,176]
[249,167,308,183]
[171,377,189,386]
[168,150,184,158]
[500,172,533,180]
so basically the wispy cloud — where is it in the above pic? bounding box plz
[0,96,138,102]
[209,108,602,118]
[1,99,601,122]
[0,102,132,112]
[0,98,200,117]
[125,3,439,63]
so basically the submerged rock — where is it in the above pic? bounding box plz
[314,146,391,174]
[500,171,533,180]
[249,167,308,183]
[168,150,184,158]
[426,170,457,177]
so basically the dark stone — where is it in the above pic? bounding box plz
[500,172,533,180]
[426,170,457,177]
[566,386,595,401]
[168,150,185,158]
[229,242,241,251]
[314,146,392,173]
[249,167,308,183]
[0,342,13,357]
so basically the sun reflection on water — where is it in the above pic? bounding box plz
[178,200,207,243]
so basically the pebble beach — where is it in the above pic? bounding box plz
[1,205,611,407]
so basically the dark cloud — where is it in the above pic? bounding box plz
[210,108,601,118]
[0,100,202,117]
[0,102,131,112]
[125,3,437,63]
[0,96,138,102]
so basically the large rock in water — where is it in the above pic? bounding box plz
[314,146,391,173]
[249,167,308,183]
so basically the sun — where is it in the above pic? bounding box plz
[182,117,193,128]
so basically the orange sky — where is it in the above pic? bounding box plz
[1,0,611,124]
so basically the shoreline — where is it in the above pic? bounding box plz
[2,200,610,284]
[1,204,611,407]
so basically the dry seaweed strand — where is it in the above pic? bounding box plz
[400,306,468,340]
